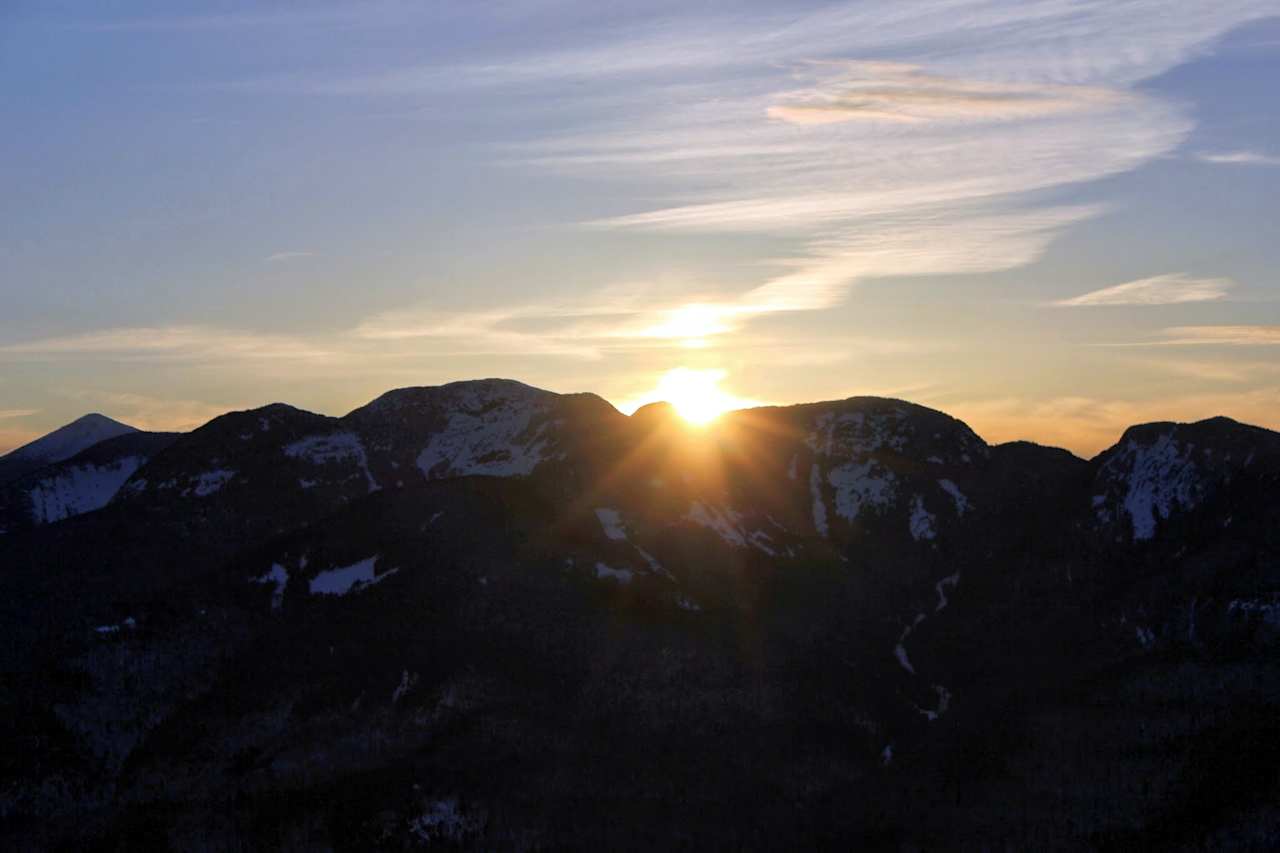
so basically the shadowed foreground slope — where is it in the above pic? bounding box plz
[2,380,1279,850]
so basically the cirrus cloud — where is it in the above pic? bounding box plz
[1158,325,1280,346]
[1196,150,1280,166]
[0,326,333,361]
[1053,274,1235,307]
[766,62,1128,126]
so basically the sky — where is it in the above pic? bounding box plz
[2,0,1279,457]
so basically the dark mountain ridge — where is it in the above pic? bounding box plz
[2,380,1278,850]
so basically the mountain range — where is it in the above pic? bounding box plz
[3,379,1278,850]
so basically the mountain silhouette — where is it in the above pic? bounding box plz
[3,380,1278,849]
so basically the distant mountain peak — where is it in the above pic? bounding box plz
[1,412,136,467]
[72,412,123,426]
[0,412,139,488]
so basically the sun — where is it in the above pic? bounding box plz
[644,367,752,426]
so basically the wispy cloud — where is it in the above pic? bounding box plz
[352,307,605,359]
[1196,150,1280,166]
[0,326,332,361]
[1053,274,1234,307]
[0,408,39,420]
[278,3,1274,95]
[1137,358,1280,383]
[11,0,1278,429]
[214,1,1273,343]
[1158,325,1280,346]
[1,294,764,372]
[766,62,1126,126]
[505,4,1270,321]
[352,286,826,359]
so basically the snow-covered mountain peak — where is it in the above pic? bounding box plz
[800,397,989,467]
[412,383,562,479]
[352,379,554,419]
[1091,416,1280,541]
[342,379,623,482]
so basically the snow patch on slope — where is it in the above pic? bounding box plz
[1228,597,1280,628]
[284,432,380,493]
[594,507,627,541]
[809,464,829,537]
[806,409,908,457]
[937,479,969,515]
[189,469,234,497]
[595,507,674,577]
[409,798,480,845]
[309,557,398,596]
[685,502,779,557]
[917,685,952,722]
[595,562,634,583]
[747,529,778,556]
[909,495,936,541]
[636,547,671,578]
[392,670,419,704]
[416,385,558,479]
[894,614,926,675]
[253,564,289,610]
[686,502,747,547]
[1100,433,1202,541]
[934,572,960,612]
[94,617,137,635]
[828,460,896,522]
[25,456,143,523]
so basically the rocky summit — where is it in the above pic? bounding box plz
[3,380,1279,850]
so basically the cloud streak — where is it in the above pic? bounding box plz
[497,3,1271,321]
[1054,274,1235,307]
[1197,150,1280,166]
[212,1,1274,345]
[1158,325,1280,346]
[0,326,333,361]
[1137,358,1280,383]
[766,62,1127,126]
[351,307,605,360]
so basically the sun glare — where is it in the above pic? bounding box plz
[639,304,735,348]
[642,367,753,426]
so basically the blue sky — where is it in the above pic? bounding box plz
[2,1,1279,455]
